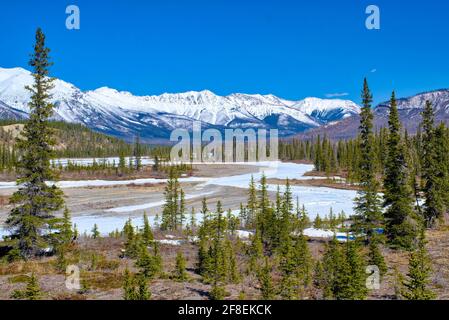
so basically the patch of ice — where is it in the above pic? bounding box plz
[156,239,183,246]
[105,191,215,213]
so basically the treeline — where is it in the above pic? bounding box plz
[0,143,17,171]
[0,120,178,173]
[280,102,449,201]
[284,81,449,241]
[0,120,146,157]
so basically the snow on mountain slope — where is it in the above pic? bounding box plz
[0,67,361,140]
[296,88,449,141]
[291,97,361,124]
[0,100,27,120]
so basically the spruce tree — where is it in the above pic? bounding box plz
[123,269,136,300]
[238,203,247,228]
[278,209,297,300]
[152,241,163,275]
[296,203,310,232]
[134,135,142,171]
[313,215,323,229]
[258,258,275,300]
[190,207,196,231]
[211,201,226,281]
[12,273,42,300]
[318,237,367,300]
[258,175,276,250]
[206,201,228,297]
[248,230,264,274]
[142,213,154,245]
[393,266,405,300]
[161,168,182,231]
[136,243,159,280]
[6,28,65,259]
[59,207,73,245]
[118,151,126,175]
[294,234,313,290]
[383,92,418,249]
[224,239,240,284]
[178,189,186,229]
[403,232,436,300]
[421,100,441,227]
[73,223,79,240]
[152,155,160,171]
[154,214,160,229]
[173,251,188,282]
[55,246,68,272]
[368,239,387,278]
[343,240,368,300]
[123,219,140,258]
[319,238,343,299]
[25,273,42,300]
[136,275,151,300]
[278,180,293,250]
[198,238,212,278]
[278,251,297,300]
[210,282,226,300]
[91,224,100,239]
[313,260,325,293]
[246,175,258,228]
[353,78,382,241]
[431,123,449,225]
[199,197,210,235]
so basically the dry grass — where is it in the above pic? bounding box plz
[1,227,449,300]
[0,196,9,206]
[0,259,57,276]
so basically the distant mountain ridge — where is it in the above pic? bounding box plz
[0,67,360,142]
[296,88,449,140]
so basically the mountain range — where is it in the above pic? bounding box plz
[297,89,449,140]
[0,67,360,142]
[1,66,448,143]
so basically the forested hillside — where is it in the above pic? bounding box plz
[0,120,154,171]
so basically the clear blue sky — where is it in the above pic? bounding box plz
[1,0,448,105]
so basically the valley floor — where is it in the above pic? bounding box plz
[0,161,357,236]
[2,160,445,300]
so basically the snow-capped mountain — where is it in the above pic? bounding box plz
[0,67,361,141]
[296,88,449,141]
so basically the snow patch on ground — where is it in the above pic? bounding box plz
[235,230,254,239]
[303,228,355,242]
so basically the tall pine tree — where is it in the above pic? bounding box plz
[6,28,65,259]
[403,231,435,300]
[353,78,382,242]
[383,92,418,249]
[421,100,442,227]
